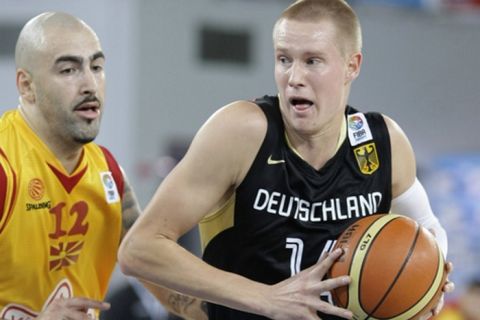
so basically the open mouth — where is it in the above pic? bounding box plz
[289,97,313,111]
[76,105,99,112]
[74,102,100,119]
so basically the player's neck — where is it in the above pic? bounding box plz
[19,104,84,174]
[285,114,345,170]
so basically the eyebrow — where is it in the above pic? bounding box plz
[91,51,105,61]
[54,51,105,65]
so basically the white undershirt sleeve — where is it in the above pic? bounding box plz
[390,178,448,258]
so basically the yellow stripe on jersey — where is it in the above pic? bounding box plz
[199,194,235,251]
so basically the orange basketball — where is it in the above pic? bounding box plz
[328,214,446,320]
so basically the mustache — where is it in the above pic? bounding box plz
[74,96,101,109]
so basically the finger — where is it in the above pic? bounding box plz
[311,300,353,319]
[311,276,350,293]
[443,280,455,293]
[442,262,455,293]
[445,261,454,273]
[315,248,344,275]
[419,311,433,320]
[65,297,110,311]
[432,295,444,315]
[63,310,94,320]
[432,305,442,316]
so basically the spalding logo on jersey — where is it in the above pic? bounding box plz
[27,178,45,201]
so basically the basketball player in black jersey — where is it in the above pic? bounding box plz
[119,0,453,319]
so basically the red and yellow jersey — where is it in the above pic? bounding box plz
[433,303,464,320]
[0,109,123,319]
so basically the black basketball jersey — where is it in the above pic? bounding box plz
[199,95,392,319]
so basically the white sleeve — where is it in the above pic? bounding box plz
[390,178,448,258]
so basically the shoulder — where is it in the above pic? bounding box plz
[381,114,415,161]
[0,110,19,145]
[95,144,118,162]
[206,100,267,136]
[194,100,268,156]
[187,100,268,187]
[85,143,120,166]
[0,110,16,129]
[381,114,416,197]
[381,115,407,142]
[86,143,125,196]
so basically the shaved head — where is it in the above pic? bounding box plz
[15,12,99,72]
[14,12,106,153]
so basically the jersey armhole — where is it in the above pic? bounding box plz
[0,148,17,234]
[99,146,124,200]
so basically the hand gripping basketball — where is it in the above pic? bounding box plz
[266,248,353,320]
[328,214,446,320]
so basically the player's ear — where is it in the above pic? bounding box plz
[16,68,35,104]
[345,51,362,83]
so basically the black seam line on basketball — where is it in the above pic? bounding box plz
[366,222,421,320]
[343,215,384,311]
[410,237,442,319]
[345,218,378,309]
[359,217,399,320]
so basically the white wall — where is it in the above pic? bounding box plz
[352,5,480,164]
[3,1,478,203]
[134,1,480,205]
[133,0,288,201]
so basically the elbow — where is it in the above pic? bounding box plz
[118,228,178,286]
[118,231,174,279]
[118,236,142,278]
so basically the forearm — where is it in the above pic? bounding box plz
[139,280,207,320]
[118,234,270,317]
[391,178,448,257]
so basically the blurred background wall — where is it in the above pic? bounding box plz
[1,0,479,318]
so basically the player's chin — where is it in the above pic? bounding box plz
[73,126,100,144]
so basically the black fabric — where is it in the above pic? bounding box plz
[203,95,392,319]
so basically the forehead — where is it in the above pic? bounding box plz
[273,19,339,52]
[40,26,102,62]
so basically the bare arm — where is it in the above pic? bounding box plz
[118,101,353,320]
[119,169,207,320]
[119,101,270,314]
[141,281,207,320]
[385,115,447,252]
[385,115,417,198]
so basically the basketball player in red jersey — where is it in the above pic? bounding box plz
[0,12,205,320]
[119,0,453,319]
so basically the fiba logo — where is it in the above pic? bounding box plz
[100,171,120,203]
[348,112,374,148]
[28,178,45,201]
[102,173,114,189]
[348,115,364,130]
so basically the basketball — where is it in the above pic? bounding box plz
[328,214,446,320]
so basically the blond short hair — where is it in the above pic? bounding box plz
[276,0,362,56]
